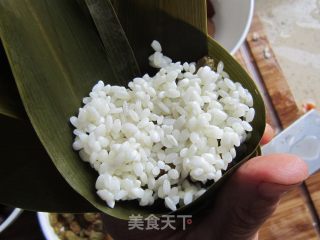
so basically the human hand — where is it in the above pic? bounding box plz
[102,124,309,240]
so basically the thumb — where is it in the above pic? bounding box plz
[206,154,308,240]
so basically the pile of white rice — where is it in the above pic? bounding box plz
[70,41,255,211]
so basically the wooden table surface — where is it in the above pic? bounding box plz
[307,172,320,218]
[1,14,320,240]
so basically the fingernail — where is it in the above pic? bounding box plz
[258,182,296,200]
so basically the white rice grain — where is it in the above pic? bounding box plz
[71,40,255,210]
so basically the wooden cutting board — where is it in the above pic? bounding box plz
[306,173,320,222]
[234,15,320,239]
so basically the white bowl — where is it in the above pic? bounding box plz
[0,208,23,233]
[210,0,254,54]
[37,212,59,240]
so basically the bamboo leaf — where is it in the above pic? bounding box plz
[84,0,140,84]
[0,0,265,220]
[0,41,88,211]
[0,41,24,120]
[0,114,96,212]
[0,40,95,212]
[0,0,139,215]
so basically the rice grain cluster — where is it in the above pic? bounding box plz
[70,41,255,211]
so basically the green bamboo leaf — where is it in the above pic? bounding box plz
[0,42,24,120]
[84,0,140,83]
[0,40,96,212]
[0,114,96,212]
[0,41,89,211]
[0,0,265,220]
[0,0,139,215]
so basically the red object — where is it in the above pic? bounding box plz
[302,101,316,112]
